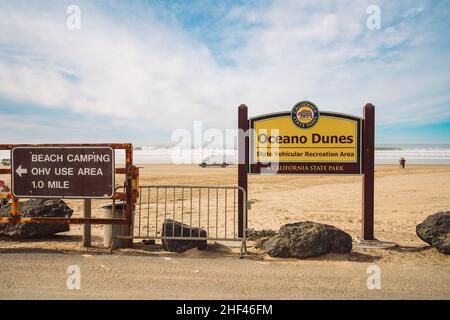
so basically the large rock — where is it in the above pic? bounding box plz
[0,199,73,238]
[416,212,450,255]
[262,221,352,258]
[247,228,277,240]
[161,219,207,253]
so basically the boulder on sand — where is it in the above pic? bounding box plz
[416,212,450,255]
[161,219,207,253]
[262,221,352,258]
[0,199,73,238]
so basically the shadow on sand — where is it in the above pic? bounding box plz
[0,235,109,255]
[0,234,83,243]
[388,244,433,253]
[3,238,428,262]
[296,251,382,263]
[0,247,67,255]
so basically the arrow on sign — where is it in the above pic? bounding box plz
[16,165,28,177]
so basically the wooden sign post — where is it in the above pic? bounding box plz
[238,101,376,241]
[238,105,249,238]
[83,199,92,247]
[362,103,375,240]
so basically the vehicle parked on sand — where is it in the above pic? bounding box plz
[199,155,233,168]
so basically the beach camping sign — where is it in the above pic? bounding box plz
[11,146,115,198]
[249,101,362,174]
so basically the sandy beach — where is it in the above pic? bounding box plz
[0,164,449,299]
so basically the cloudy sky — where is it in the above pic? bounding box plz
[0,0,449,145]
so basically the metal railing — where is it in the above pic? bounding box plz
[112,185,247,257]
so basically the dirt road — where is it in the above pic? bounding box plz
[1,249,448,299]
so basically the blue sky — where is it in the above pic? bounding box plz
[0,0,449,145]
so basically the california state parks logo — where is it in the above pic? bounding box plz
[291,101,320,129]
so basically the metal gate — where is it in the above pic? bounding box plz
[112,185,247,257]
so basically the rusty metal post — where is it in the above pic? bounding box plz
[122,144,135,248]
[238,105,249,238]
[362,103,375,240]
[83,199,91,247]
[11,198,19,217]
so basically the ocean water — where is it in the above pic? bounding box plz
[126,145,450,164]
[1,145,450,165]
[374,144,450,165]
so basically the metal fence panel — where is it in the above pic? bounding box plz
[112,185,247,257]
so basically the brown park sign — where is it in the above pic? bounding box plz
[11,146,115,198]
[238,101,376,241]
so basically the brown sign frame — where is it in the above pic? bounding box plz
[237,104,375,241]
[11,146,116,199]
[248,111,362,175]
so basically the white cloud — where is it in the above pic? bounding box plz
[403,5,426,18]
[0,0,449,142]
[0,1,235,128]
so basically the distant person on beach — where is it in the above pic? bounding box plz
[399,157,406,169]
[0,180,10,207]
